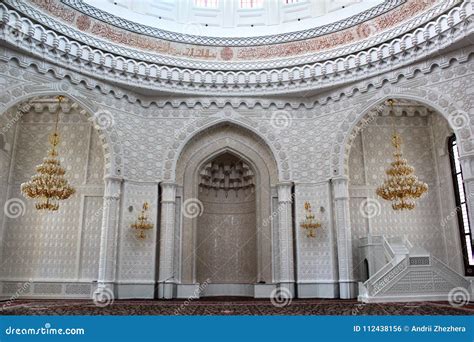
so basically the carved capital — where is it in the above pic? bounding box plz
[277,182,293,203]
[332,176,349,200]
[161,182,177,203]
[103,176,122,199]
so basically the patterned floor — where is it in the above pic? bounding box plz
[1,298,473,315]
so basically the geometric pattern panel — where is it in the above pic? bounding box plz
[294,182,337,282]
[348,113,453,281]
[117,181,159,282]
[0,107,104,282]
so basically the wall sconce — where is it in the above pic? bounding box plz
[131,202,154,239]
[300,201,322,238]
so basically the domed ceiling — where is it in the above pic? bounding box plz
[15,0,446,66]
[1,0,466,98]
[81,0,384,38]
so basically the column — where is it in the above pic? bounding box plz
[94,176,122,297]
[276,182,295,296]
[158,182,177,299]
[332,176,357,298]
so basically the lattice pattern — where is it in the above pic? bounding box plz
[294,183,336,282]
[117,182,158,282]
[60,0,404,47]
[348,112,454,280]
[0,106,104,282]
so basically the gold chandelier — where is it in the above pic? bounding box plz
[376,99,428,210]
[131,202,154,239]
[300,202,322,238]
[21,95,76,211]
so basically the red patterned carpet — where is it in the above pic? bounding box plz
[1,298,473,315]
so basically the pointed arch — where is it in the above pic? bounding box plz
[0,84,124,177]
[332,87,472,178]
[162,116,291,182]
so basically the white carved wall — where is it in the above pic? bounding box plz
[347,111,463,280]
[0,105,105,285]
[294,182,339,297]
[196,187,257,284]
[0,30,472,298]
[116,181,158,298]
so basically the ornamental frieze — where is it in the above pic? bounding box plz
[11,0,449,65]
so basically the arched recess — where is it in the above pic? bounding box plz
[0,91,118,297]
[341,91,473,283]
[162,114,292,182]
[158,122,295,298]
[333,88,472,178]
[0,85,124,177]
[328,87,474,298]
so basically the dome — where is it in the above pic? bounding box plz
[81,0,384,38]
[0,0,460,96]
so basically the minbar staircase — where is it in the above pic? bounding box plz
[358,236,472,303]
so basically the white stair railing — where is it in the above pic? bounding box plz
[359,235,471,302]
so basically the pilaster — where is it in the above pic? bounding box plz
[332,176,357,299]
[158,181,177,299]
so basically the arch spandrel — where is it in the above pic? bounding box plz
[0,83,124,178]
[165,117,291,183]
[332,87,473,178]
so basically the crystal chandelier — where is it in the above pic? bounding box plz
[376,100,428,210]
[131,202,154,239]
[300,202,322,238]
[21,95,76,211]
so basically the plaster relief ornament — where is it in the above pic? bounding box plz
[21,96,76,211]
